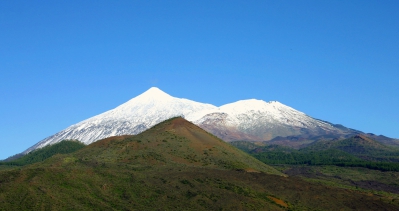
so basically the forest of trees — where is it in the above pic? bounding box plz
[253,149,399,172]
[0,140,85,166]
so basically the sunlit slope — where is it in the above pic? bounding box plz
[67,117,283,175]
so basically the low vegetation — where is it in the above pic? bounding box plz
[1,118,398,210]
[0,140,85,166]
[232,135,399,172]
[231,134,399,206]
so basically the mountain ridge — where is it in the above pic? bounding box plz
[22,87,388,154]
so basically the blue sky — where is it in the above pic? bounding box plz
[1,1,398,159]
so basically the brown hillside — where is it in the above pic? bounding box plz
[73,117,283,175]
[353,134,386,147]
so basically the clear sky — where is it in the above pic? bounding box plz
[1,1,398,159]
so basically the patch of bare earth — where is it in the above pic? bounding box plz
[267,196,288,208]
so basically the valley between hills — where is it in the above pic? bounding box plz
[1,117,399,210]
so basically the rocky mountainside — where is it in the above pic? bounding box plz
[191,100,360,142]
[24,87,364,153]
[24,87,216,153]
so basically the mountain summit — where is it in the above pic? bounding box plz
[24,87,360,153]
[130,87,173,101]
[79,117,283,175]
[24,87,216,153]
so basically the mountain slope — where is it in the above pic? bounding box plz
[70,117,283,175]
[0,140,85,166]
[24,87,367,154]
[304,135,395,154]
[1,118,398,210]
[24,87,216,153]
[236,134,399,171]
[302,134,399,162]
[192,100,359,142]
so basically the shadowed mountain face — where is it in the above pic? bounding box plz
[232,133,399,173]
[265,130,399,149]
[1,117,399,210]
[304,134,395,154]
[364,133,399,147]
[299,134,399,163]
[236,134,399,158]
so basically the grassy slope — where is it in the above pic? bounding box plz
[65,117,284,175]
[282,165,399,201]
[239,135,399,171]
[0,140,86,166]
[303,135,395,155]
[235,135,399,201]
[0,118,398,210]
[3,164,399,211]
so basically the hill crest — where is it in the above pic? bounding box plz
[69,117,283,176]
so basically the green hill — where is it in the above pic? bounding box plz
[304,135,399,162]
[0,118,398,210]
[304,135,394,154]
[237,134,399,172]
[68,117,283,175]
[0,140,85,166]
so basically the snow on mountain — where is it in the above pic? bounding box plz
[190,99,323,127]
[24,87,355,153]
[187,99,341,142]
[24,87,216,153]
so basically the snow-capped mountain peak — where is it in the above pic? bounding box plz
[23,87,358,153]
[23,88,216,153]
[220,99,274,113]
[130,87,173,102]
